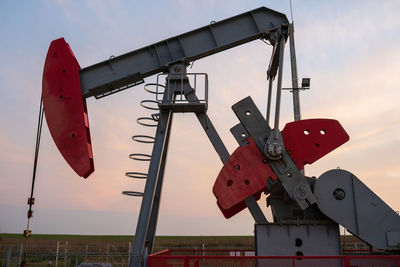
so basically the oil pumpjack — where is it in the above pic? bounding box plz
[35,6,400,267]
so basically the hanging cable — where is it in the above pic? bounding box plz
[24,94,44,239]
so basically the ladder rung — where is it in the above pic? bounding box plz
[125,172,147,179]
[122,191,144,197]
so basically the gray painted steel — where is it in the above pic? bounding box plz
[387,232,400,247]
[130,77,175,266]
[181,77,230,163]
[255,222,341,256]
[266,78,273,124]
[244,196,268,223]
[130,109,173,267]
[315,169,400,250]
[267,178,328,222]
[289,23,301,122]
[230,123,249,146]
[144,112,173,255]
[272,31,286,138]
[79,7,288,98]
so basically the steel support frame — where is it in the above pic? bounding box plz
[130,104,174,267]
[143,112,173,263]
[129,66,233,267]
[131,25,303,264]
[130,63,273,266]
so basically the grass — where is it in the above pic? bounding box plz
[1,233,133,241]
[0,233,364,250]
[0,234,254,249]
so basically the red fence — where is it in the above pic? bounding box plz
[148,249,400,267]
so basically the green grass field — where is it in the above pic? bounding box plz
[0,233,255,249]
[0,233,364,251]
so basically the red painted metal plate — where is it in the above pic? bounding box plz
[213,138,277,218]
[213,119,349,218]
[42,38,94,178]
[281,119,349,170]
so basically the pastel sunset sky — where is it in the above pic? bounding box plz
[1,0,399,235]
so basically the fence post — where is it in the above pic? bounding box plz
[128,242,131,265]
[6,246,11,267]
[18,242,23,267]
[55,241,59,267]
[106,244,110,263]
[84,244,88,262]
[64,241,68,267]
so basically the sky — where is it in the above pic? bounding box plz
[0,0,400,236]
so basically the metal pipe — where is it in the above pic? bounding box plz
[266,78,273,125]
[289,23,301,121]
[289,23,304,174]
[273,35,286,139]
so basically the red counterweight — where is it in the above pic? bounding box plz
[42,38,94,178]
[281,119,350,170]
[213,138,277,218]
[213,119,349,218]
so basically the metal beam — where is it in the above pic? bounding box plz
[129,109,173,267]
[143,111,173,256]
[289,23,301,122]
[79,7,288,98]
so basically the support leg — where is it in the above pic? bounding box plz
[183,85,230,163]
[129,110,173,267]
[194,112,230,163]
[144,114,173,255]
